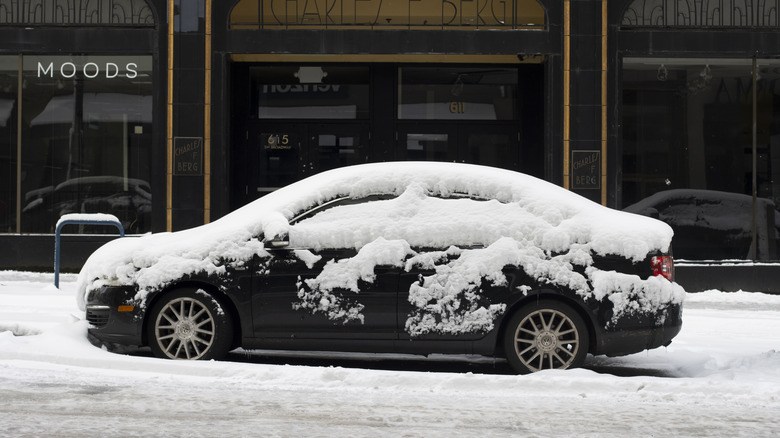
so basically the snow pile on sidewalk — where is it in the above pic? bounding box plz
[1,271,778,437]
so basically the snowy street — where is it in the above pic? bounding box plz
[1,271,779,437]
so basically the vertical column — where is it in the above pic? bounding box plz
[600,0,608,206]
[167,0,174,231]
[167,0,208,231]
[204,0,212,224]
[563,0,571,190]
[16,55,22,233]
[566,0,606,205]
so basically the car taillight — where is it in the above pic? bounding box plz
[651,255,674,282]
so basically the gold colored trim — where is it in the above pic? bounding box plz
[167,0,174,231]
[563,1,571,190]
[601,0,608,206]
[204,0,212,224]
[229,54,542,64]
[16,54,22,233]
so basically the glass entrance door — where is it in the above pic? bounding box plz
[230,62,544,209]
[236,122,369,204]
[310,124,369,174]
[230,64,372,207]
[255,124,304,198]
[396,65,523,170]
[398,124,519,170]
[398,125,456,162]
[460,126,518,170]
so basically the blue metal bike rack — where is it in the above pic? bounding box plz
[54,214,125,288]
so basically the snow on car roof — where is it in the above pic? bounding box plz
[243,161,672,255]
[76,162,674,310]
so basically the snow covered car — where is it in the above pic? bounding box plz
[624,189,780,261]
[78,162,684,373]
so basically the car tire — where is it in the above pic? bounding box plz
[147,288,233,360]
[503,299,589,374]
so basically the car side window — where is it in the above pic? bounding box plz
[289,194,394,225]
[288,195,398,250]
[288,191,510,250]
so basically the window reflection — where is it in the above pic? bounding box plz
[465,133,512,170]
[624,189,779,260]
[0,56,17,233]
[14,55,153,234]
[256,130,301,196]
[252,66,369,120]
[316,133,364,172]
[406,133,450,161]
[622,58,780,260]
[398,67,518,120]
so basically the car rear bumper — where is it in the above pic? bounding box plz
[594,303,683,357]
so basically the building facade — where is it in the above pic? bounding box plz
[1,0,778,292]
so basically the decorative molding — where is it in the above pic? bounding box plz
[229,0,546,30]
[622,0,779,28]
[0,0,155,26]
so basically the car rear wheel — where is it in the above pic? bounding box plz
[503,300,589,374]
[147,288,233,360]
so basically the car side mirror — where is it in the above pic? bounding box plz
[264,235,289,249]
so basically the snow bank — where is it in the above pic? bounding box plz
[1,273,779,437]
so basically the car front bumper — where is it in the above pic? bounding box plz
[85,285,145,346]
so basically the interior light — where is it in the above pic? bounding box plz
[657,64,668,82]
[294,66,327,84]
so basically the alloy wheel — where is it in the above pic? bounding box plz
[153,297,216,360]
[512,308,582,372]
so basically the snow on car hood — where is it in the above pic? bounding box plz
[77,162,682,321]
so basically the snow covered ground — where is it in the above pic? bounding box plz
[1,270,779,437]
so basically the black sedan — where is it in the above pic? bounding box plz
[78,162,684,373]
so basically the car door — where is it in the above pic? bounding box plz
[391,193,514,343]
[397,247,493,342]
[250,198,400,340]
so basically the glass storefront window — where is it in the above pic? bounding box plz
[252,66,370,119]
[0,56,18,233]
[398,67,518,120]
[0,55,154,234]
[406,133,450,161]
[622,58,780,261]
[315,131,366,172]
[465,133,512,167]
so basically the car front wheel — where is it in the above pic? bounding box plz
[147,288,233,360]
[503,300,589,374]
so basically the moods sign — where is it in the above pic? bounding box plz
[37,61,139,79]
